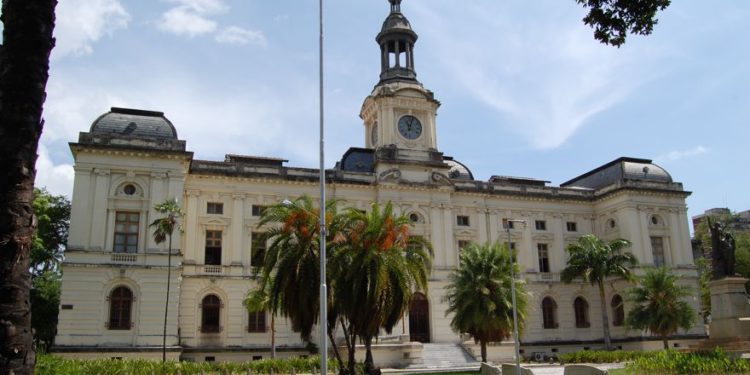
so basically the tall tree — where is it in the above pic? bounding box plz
[576,0,672,47]
[149,198,183,362]
[561,234,637,350]
[30,188,70,276]
[333,202,432,375]
[625,267,695,349]
[443,242,527,363]
[29,270,59,353]
[28,188,69,352]
[0,1,57,373]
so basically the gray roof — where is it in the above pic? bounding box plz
[444,158,474,180]
[561,157,673,189]
[90,107,178,140]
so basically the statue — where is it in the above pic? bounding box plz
[709,218,736,280]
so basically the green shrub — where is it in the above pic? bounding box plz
[625,348,750,374]
[36,354,339,375]
[558,349,656,364]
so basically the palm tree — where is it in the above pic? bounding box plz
[333,202,432,375]
[561,234,637,350]
[0,1,57,372]
[244,281,277,358]
[256,195,346,342]
[149,198,183,362]
[626,267,695,349]
[444,242,527,362]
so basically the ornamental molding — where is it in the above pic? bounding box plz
[378,168,402,182]
[431,172,453,186]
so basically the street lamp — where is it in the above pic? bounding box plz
[506,219,526,375]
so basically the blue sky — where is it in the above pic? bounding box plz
[35,0,749,230]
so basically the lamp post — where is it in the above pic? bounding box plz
[506,219,525,375]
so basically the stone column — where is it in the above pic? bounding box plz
[185,190,200,264]
[68,167,92,250]
[231,194,245,267]
[90,168,110,250]
[442,205,455,267]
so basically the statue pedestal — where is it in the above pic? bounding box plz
[709,277,750,340]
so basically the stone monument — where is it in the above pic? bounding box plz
[706,219,750,341]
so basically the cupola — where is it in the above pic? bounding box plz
[376,0,419,84]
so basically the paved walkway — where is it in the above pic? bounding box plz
[521,363,625,374]
[385,362,625,375]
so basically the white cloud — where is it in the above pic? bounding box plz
[215,26,267,46]
[657,146,709,162]
[35,143,75,198]
[410,2,664,150]
[157,0,227,37]
[53,0,130,58]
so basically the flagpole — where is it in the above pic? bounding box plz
[318,0,328,374]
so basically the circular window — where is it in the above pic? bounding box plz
[608,219,616,229]
[651,216,659,225]
[409,213,420,223]
[123,184,137,195]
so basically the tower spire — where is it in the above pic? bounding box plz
[377,0,418,85]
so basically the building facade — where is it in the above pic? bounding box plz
[54,0,705,363]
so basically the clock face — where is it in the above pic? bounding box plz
[371,122,378,146]
[397,115,422,140]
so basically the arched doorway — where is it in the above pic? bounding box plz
[409,292,430,343]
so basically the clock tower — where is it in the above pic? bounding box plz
[360,0,447,182]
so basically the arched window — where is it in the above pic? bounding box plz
[542,297,558,329]
[574,297,590,328]
[108,286,133,330]
[611,294,625,327]
[201,295,222,333]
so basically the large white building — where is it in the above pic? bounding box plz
[54,0,705,364]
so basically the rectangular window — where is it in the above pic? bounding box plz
[458,240,470,251]
[251,205,267,217]
[535,220,547,231]
[114,212,139,253]
[205,230,222,265]
[566,221,577,232]
[537,243,550,273]
[457,215,470,226]
[651,236,665,267]
[251,232,267,267]
[248,311,267,333]
[502,218,514,229]
[207,202,223,215]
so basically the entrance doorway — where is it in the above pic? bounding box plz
[409,292,430,343]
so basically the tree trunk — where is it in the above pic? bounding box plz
[271,314,276,359]
[364,336,374,375]
[343,321,356,375]
[480,340,487,363]
[0,1,57,374]
[163,234,172,362]
[662,335,669,350]
[597,282,612,350]
[327,325,344,375]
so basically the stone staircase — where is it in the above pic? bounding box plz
[405,343,481,369]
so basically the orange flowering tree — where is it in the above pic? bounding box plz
[332,202,432,375]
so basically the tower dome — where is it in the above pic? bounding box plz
[77,107,187,151]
